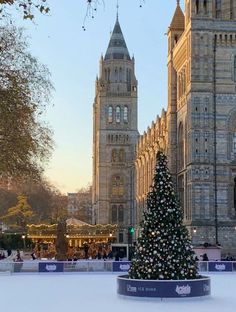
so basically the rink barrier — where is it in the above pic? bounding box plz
[117,275,211,298]
[0,261,236,273]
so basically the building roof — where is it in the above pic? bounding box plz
[66,218,89,226]
[169,1,185,30]
[104,16,130,61]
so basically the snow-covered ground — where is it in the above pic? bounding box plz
[0,273,235,312]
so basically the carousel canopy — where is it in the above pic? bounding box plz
[66,218,89,226]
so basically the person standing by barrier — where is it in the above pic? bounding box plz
[107,249,113,260]
[114,251,119,261]
[118,248,125,261]
[102,249,107,261]
[15,250,23,262]
[225,253,233,261]
[202,253,209,261]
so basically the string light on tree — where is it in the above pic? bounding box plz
[129,151,198,280]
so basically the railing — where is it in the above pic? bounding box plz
[0,260,236,274]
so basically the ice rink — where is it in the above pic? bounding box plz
[1,273,235,312]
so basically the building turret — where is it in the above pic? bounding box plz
[166,1,184,176]
[168,0,185,52]
[92,16,139,243]
[98,16,137,96]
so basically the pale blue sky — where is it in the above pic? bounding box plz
[14,0,184,193]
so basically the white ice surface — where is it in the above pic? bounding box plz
[0,273,235,312]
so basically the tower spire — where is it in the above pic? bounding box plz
[169,0,184,30]
[116,0,119,21]
[105,11,130,61]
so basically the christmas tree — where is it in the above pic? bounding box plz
[129,151,198,280]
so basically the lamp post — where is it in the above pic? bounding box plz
[21,235,26,250]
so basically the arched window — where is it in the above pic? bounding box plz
[234,56,236,82]
[119,149,126,162]
[178,175,185,214]
[183,70,186,94]
[195,0,199,14]
[126,69,131,82]
[116,106,121,123]
[215,0,221,18]
[233,133,236,154]
[228,112,236,159]
[177,74,180,99]
[174,35,178,44]
[124,106,128,123]
[230,0,234,19]
[111,205,117,223]
[111,176,124,197]
[179,75,182,97]
[178,122,184,170]
[111,149,118,162]
[115,67,118,81]
[181,72,184,95]
[118,205,124,222]
[119,67,122,82]
[203,0,207,14]
[127,69,131,92]
[111,204,124,223]
[108,106,113,123]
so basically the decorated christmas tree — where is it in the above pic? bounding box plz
[129,151,198,280]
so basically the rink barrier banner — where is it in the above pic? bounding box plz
[208,261,233,272]
[1,261,236,274]
[113,261,131,272]
[39,262,64,273]
[117,275,211,298]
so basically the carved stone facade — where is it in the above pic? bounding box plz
[93,1,236,252]
[92,17,139,243]
[135,0,236,254]
[135,110,167,225]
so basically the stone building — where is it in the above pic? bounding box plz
[67,187,92,224]
[93,1,236,252]
[135,110,167,225]
[135,0,236,254]
[92,16,139,242]
[67,193,79,216]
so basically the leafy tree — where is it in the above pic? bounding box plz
[0,194,33,229]
[129,151,198,280]
[18,180,55,223]
[0,179,68,225]
[49,190,68,223]
[15,179,68,223]
[0,187,16,216]
[74,185,92,223]
[0,26,53,181]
